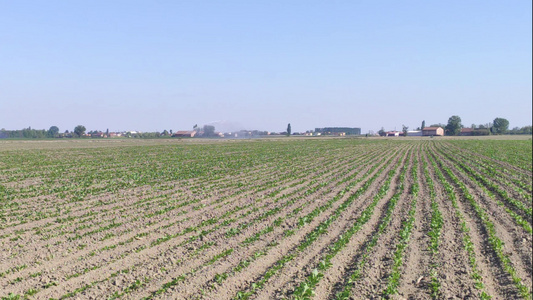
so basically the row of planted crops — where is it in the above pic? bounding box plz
[0,138,531,299]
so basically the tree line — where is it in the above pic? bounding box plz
[0,124,221,139]
[441,116,531,135]
[2,119,531,139]
[0,125,91,139]
[378,116,531,137]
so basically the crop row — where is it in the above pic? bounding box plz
[151,147,409,300]
[1,149,375,297]
[233,148,410,299]
[430,148,531,299]
[22,144,402,298]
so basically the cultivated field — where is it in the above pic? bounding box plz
[0,138,531,299]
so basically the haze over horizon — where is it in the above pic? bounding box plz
[1,1,531,134]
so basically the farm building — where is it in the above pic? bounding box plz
[386,131,400,137]
[461,128,490,136]
[422,127,444,136]
[460,128,474,136]
[315,127,361,135]
[407,130,423,136]
[172,131,197,138]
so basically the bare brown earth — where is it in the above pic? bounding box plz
[0,138,531,300]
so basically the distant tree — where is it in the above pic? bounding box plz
[472,129,490,136]
[169,129,173,135]
[421,120,425,130]
[509,127,521,134]
[402,125,409,137]
[162,129,169,136]
[445,116,462,136]
[138,132,161,138]
[15,127,46,138]
[378,127,386,136]
[22,127,31,138]
[471,124,476,129]
[203,125,216,137]
[521,125,532,135]
[47,126,59,138]
[106,128,109,136]
[492,117,509,134]
[286,123,291,136]
[74,125,86,137]
[478,124,486,129]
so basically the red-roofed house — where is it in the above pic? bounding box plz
[172,131,197,138]
[460,128,474,136]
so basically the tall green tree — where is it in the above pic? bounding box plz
[492,117,509,134]
[203,125,216,137]
[47,126,59,138]
[74,125,86,137]
[286,123,291,136]
[445,115,462,136]
[421,120,425,130]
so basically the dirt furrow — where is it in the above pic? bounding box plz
[75,162,364,299]
[309,168,412,299]
[418,148,479,299]
[191,147,410,300]
[25,148,384,299]
[431,144,533,268]
[329,151,413,299]
[430,149,525,299]
[255,155,409,300]
[436,143,532,213]
[0,153,345,272]
[430,147,532,297]
[393,148,433,299]
[443,142,532,178]
[1,169,343,296]
[111,148,401,299]
[0,160,297,232]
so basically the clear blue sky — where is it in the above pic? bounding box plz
[1,1,531,133]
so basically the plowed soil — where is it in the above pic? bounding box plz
[0,138,531,299]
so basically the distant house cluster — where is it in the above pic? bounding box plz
[171,130,272,138]
[81,131,126,138]
[386,127,445,137]
[384,126,491,137]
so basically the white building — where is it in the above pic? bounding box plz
[407,130,423,136]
